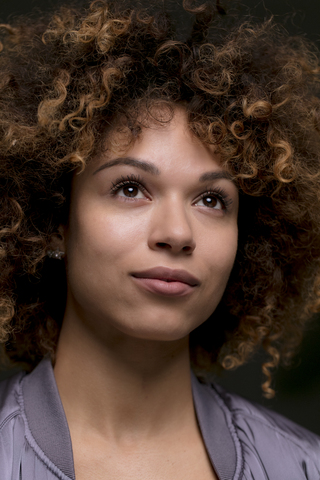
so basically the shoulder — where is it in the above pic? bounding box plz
[212,382,320,448]
[0,371,28,478]
[0,369,64,480]
[0,371,25,428]
[211,382,320,475]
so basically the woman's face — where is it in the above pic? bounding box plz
[61,108,239,343]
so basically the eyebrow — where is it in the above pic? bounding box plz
[93,157,161,175]
[93,156,233,183]
[199,171,233,183]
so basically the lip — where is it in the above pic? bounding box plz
[131,267,200,297]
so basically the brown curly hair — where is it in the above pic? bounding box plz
[1,0,320,397]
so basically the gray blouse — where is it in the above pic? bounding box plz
[0,356,319,479]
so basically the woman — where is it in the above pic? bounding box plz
[0,1,320,478]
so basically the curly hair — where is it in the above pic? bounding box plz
[1,0,320,397]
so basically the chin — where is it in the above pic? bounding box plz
[118,315,202,343]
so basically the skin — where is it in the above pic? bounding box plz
[54,108,239,480]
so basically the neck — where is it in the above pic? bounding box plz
[54,314,194,441]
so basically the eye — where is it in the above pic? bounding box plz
[194,187,233,211]
[110,175,149,200]
[117,184,145,198]
[194,193,224,210]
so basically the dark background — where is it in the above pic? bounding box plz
[1,0,320,434]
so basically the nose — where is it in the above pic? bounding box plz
[148,198,196,255]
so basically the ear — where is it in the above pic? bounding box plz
[47,225,67,258]
[57,224,67,252]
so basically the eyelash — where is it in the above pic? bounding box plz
[197,186,233,211]
[110,174,148,196]
[110,174,233,211]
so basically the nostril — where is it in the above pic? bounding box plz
[155,242,194,253]
[156,242,171,249]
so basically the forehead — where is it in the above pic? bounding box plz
[87,106,223,177]
[70,106,238,209]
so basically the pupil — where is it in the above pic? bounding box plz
[124,185,138,197]
[204,196,217,207]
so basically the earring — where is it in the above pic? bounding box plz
[47,248,65,260]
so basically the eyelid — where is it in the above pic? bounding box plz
[194,186,233,210]
[110,174,149,197]
[109,174,233,210]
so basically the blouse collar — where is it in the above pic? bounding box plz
[22,356,240,480]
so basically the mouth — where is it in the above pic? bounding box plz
[132,267,200,286]
[131,267,200,297]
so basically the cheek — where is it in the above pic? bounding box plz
[203,223,237,271]
[218,230,238,272]
[63,203,145,313]
[64,202,152,308]
[198,223,238,303]
[67,204,144,262]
